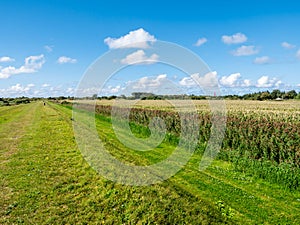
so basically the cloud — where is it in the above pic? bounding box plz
[253,56,271,64]
[121,74,183,95]
[66,87,74,95]
[21,55,45,72]
[130,74,167,89]
[256,76,282,88]
[179,71,218,88]
[10,84,31,92]
[179,77,196,87]
[44,45,54,52]
[0,83,36,97]
[120,50,159,65]
[219,73,241,87]
[242,79,251,87]
[75,87,99,97]
[109,85,121,94]
[0,83,76,98]
[0,56,15,63]
[104,28,156,49]
[296,49,300,59]
[195,37,207,46]
[0,54,45,79]
[281,42,295,49]
[99,85,122,96]
[57,56,77,64]
[231,45,259,56]
[222,33,247,44]
[219,73,251,87]
[218,74,282,89]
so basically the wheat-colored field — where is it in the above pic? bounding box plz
[72,99,300,115]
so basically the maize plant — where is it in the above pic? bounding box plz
[72,99,300,189]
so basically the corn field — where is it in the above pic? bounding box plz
[74,99,300,190]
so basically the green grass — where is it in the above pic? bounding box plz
[1,101,300,224]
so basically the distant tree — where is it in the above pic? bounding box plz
[132,92,154,99]
[108,95,117,100]
[260,91,271,100]
[252,92,262,101]
[58,96,67,100]
[119,95,127,99]
[271,89,282,99]
[191,95,207,100]
[3,100,10,106]
[284,90,297,99]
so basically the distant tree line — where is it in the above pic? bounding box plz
[1,89,300,106]
[223,89,300,100]
[0,96,35,106]
[124,90,300,101]
[42,90,300,101]
[98,90,300,101]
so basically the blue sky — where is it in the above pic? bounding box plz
[1,0,300,97]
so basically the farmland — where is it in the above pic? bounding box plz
[1,100,300,224]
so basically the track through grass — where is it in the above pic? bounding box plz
[0,102,226,224]
[1,101,299,224]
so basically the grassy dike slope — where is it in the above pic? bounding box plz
[0,102,227,224]
[1,101,299,224]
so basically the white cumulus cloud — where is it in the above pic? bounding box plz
[179,71,218,88]
[179,77,196,87]
[0,56,15,62]
[256,76,282,88]
[121,50,159,65]
[0,83,35,97]
[0,54,45,79]
[104,28,156,49]
[281,42,295,49]
[219,73,241,87]
[221,33,247,44]
[232,45,259,56]
[253,56,271,64]
[57,56,77,64]
[20,55,45,73]
[10,84,27,92]
[195,37,207,46]
[242,79,251,87]
[131,74,167,89]
[123,74,181,95]
[219,73,252,88]
[99,85,122,96]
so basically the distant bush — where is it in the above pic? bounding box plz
[61,100,72,105]
[14,98,30,105]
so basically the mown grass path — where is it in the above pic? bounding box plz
[0,102,226,224]
[0,103,39,214]
[0,102,299,224]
